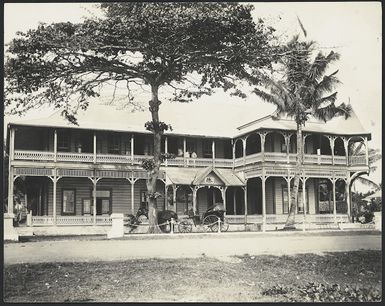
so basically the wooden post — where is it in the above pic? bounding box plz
[286,135,290,164]
[233,188,236,215]
[93,132,96,164]
[131,178,135,214]
[262,175,266,232]
[231,139,235,170]
[346,178,351,221]
[131,134,134,165]
[333,178,337,223]
[93,178,97,225]
[243,185,247,228]
[221,187,227,214]
[364,137,369,166]
[8,127,15,214]
[344,138,349,166]
[260,133,265,163]
[242,138,246,166]
[7,167,14,215]
[212,139,215,167]
[53,170,57,226]
[287,177,291,214]
[302,178,306,231]
[193,187,197,215]
[54,129,57,162]
[165,136,168,167]
[330,137,335,165]
[173,185,177,212]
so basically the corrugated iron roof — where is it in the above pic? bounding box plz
[165,166,244,186]
[8,97,370,139]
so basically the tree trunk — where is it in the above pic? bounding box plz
[284,123,303,229]
[147,84,162,234]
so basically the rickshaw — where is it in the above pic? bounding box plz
[178,203,229,233]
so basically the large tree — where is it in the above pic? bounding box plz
[253,34,352,229]
[5,3,277,232]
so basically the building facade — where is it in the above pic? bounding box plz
[6,103,370,229]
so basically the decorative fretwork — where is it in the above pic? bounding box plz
[31,216,112,226]
[14,167,53,176]
[14,150,55,161]
[57,168,94,177]
[57,152,94,163]
[96,154,131,164]
[96,170,131,179]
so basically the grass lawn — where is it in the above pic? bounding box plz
[4,250,382,302]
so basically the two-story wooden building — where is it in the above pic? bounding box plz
[6,100,370,230]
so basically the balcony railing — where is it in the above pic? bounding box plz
[227,214,349,224]
[31,215,112,226]
[13,149,367,168]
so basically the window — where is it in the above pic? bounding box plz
[90,189,111,215]
[108,134,121,154]
[203,139,212,158]
[318,180,332,213]
[83,198,91,215]
[62,189,76,215]
[57,131,70,151]
[282,186,308,214]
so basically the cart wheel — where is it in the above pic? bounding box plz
[203,215,219,232]
[159,222,171,233]
[221,217,229,232]
[178,220,192,233]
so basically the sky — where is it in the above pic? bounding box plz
[3,2,382,190]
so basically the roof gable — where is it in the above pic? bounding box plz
[193,167,228,186]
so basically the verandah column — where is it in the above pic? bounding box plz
[302,177,307,231]
[260,132,266,163]
[221,187,227,214]
[212,139,216,167]
[131,134,134,165]
[7,127,16,215]
[92,176,100,225]
[262,172,266,232]
[193,187,198,215]
[54,129,57,162]
[52,169,57,226]
[243,185,247,228]
[173,185,178,213]
[233,188,236,215]
[165,136,168,167]
[346,176,351,221]
[332,176,337,224]
[93,132,96,164]
[329,136,335,165]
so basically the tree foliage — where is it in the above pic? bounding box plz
[5,2,277,122]
[252,34,352,228]
[5,2,279,232]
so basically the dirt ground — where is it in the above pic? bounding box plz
[4,250,382,302]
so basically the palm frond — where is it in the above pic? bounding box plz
[355,176,380,190]
[313,101,352,122]
[312,92,338,110]
[313,70,340,99]
[253,88,285,110]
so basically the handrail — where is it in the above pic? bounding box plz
[13,149,367,167]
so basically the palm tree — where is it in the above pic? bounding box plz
[349,143,381,189]
[253,35,352,229]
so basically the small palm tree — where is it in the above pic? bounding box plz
[253,35,352,229]
[350,143,381,189]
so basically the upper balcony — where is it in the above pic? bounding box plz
[233,131,368,169]
[9,126,369,170]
